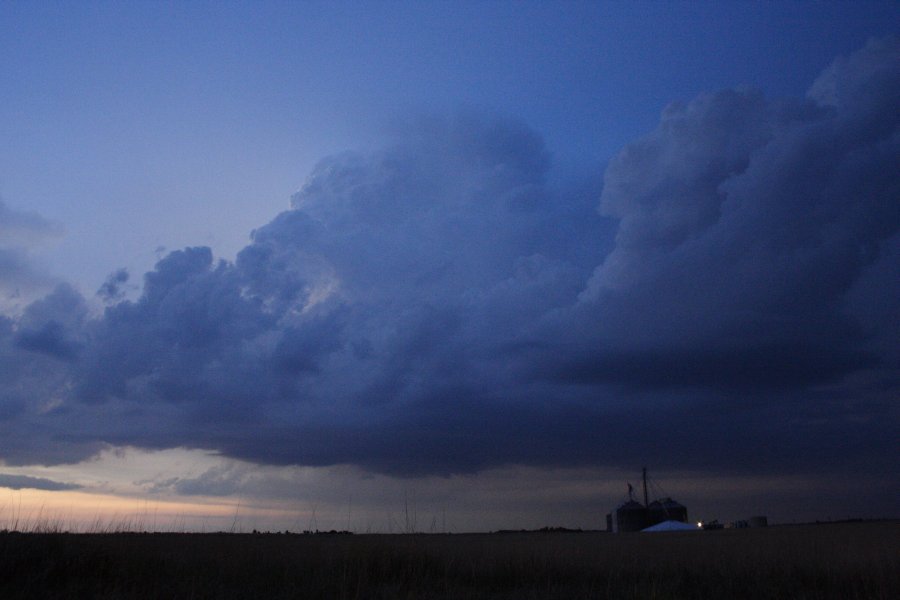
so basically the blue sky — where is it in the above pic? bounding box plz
[0,2,898,531]
[3,1,895,291]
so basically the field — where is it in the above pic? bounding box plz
[0,522,896,599]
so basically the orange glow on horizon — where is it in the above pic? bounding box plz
[0,489,243,532]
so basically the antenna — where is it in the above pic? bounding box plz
[642,467,649,508]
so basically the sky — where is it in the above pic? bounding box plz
[0,2,898,532]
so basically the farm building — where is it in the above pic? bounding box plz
[647,497,688,527]
[608,468,690,532]
[614,499,649,533]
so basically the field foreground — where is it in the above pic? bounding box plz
[1,521,897,599]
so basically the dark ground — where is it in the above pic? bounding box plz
[1,521,896,599]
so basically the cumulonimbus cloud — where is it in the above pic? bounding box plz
[0,39,897,481]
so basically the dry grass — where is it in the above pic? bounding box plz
[0,521,896,599]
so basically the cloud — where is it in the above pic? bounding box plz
[0,40,896,486]
[0,473,81,491]
[97,268,130,303]
[143,463,315,499]
[563,37,900,391]
[13,284,87,361]
[0,248,42,298]
[0,200,62,244]
[144,465,245,497]
[0,199,60,309]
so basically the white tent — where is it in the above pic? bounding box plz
[641,520,699,532]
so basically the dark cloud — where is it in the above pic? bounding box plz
[13,284,86,361]
[97,268,129,303]
[14,321,81,361]
[0,40,896,489]
[561,37,900,392]
[144,465,244,497]
[0,473,81,491]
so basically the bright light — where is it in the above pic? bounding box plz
[697,522,703,528]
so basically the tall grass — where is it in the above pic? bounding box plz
[0,522,896,599]
[0,500,194,534]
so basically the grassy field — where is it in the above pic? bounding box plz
[0,521,896,599]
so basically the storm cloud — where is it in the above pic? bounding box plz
[0,40,897,484]
[97,268,130,303]
[560,38,900,391]
[0,473,81,491]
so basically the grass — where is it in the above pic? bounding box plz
[0,521,896,599]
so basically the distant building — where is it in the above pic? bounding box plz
[608,468,689,532]
[748,516,768,527]
[614,499,649,532]
[647,497,688,527]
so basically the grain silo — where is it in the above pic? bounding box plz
[647,497,689,526]
[609,468,690,533]
[614,499,648,532]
